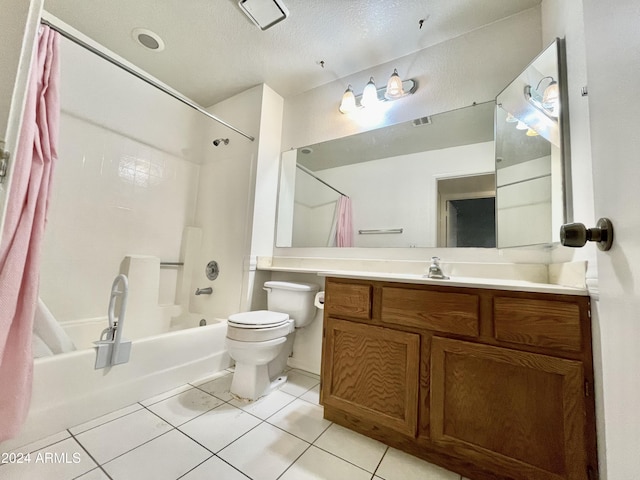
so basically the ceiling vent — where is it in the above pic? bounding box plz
[238,0,289,30]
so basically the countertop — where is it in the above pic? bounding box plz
[317,270,589,296]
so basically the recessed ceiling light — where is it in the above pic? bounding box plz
[132,28,165,52]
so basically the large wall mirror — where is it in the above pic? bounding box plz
[276,102,497,248]
[276,38,570,249]
[495,38,571,248]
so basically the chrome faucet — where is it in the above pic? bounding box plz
[426,256,449,279]
[195,287,213,295]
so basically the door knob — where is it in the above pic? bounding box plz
[560,218,613,251]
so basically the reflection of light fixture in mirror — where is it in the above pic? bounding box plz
[238,0,289,30]
[505,112,518,123]
[526,128,539,136]
[524,76,560,118]
[339,85,357,114]
[385,69,405,99]
[339,70,417,114]
[516,121,529,130]
[361,77,379,108]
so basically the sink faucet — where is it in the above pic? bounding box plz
[426,257,449,279]
[195,287,213,295]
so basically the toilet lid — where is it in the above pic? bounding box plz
[228,310,290,328]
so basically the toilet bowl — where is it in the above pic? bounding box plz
[225,281,319,400]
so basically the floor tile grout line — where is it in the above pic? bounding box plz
[274,442,314,480]
[176,453,253,480]
[261,420,321,446]
[68,403,145,437]
[0,432,72,458]
[140,384,202,408]
[142,393,229,429]
[67,430,114,480]
[371,445,390,479]
[84,425,178,469]
[173,453,216,480]
[310,441,385,476]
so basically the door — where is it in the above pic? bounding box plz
[0,0,43,237]
[322,317,420,436]
[430,337,587,480]
[582,1,640,478]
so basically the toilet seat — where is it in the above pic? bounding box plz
[227,310,294,342]
[228,310,289,329]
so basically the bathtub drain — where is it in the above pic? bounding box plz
[199,319,207,327]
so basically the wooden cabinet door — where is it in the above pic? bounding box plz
[322,318,420,436]
[430,337,588,480]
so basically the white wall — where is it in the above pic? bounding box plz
[0,0,43,239]
[275,7,549,265]
[542,1,598,281]
[189,84,284,318]
[272,8,552,375]
[39,36,205,323]
[318,142,495,247]
[282,8,542,150]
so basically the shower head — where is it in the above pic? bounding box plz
[213,138,229,146]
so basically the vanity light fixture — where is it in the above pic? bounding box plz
[339,85,357,114]
[238,0,289,30]
[385,69,405,99]
[339,69,417,114]
[361,77,379,108]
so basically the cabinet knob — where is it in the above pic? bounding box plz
[560,217,613,251]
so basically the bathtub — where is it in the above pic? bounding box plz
[5,314,231,450]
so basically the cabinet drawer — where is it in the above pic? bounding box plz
[494,297,582,352]
[325,281,372,320]
[381,287,479,337]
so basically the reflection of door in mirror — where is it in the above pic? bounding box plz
[437,174,496,247]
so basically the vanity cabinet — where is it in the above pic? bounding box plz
[321,277,598,480]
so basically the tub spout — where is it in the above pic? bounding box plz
[195,287,213,295]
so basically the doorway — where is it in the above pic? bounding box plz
[437,174,496,247]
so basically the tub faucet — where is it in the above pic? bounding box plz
[195,287,213,295]
[426,256,449,280]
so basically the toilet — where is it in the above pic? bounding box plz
[226,281,320,400]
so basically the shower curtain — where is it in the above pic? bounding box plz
[0,25,60,442]
[335,195,353,247]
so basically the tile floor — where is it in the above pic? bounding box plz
[1,368,470,480]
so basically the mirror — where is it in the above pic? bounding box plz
[276,102,497,248]
[495,38,571,248]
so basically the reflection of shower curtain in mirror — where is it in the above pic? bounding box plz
[0,26,60,442]
[333,196,353,247]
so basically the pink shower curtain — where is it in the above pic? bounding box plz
[0,26,60,442]
[336,195,353,247]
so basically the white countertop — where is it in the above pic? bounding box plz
[317,270,589,296]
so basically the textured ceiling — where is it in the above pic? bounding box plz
[43,0,541,106]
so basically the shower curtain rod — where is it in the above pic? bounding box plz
[40,19,255,142]
[296,164,348,197]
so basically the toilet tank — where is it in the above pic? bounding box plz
[264,281,319,328]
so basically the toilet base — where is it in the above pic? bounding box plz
[230,363,288,401]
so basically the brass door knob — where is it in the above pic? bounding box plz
[560,218,613,251]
